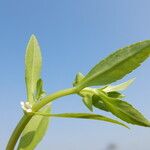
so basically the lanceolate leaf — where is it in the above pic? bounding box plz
[98,92,150,127]
[34,112,128,128]
[25,35,42,103]
[17,106,50,150]
[76,41,150,89]
[103,78,135,92]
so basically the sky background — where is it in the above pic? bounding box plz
[0,0,150,150]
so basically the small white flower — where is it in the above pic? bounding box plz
[20,101,32,113]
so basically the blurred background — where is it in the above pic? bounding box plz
[0,0,150,150]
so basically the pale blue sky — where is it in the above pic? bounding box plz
[0,0,150,150]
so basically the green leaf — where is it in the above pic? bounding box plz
[34,112,128,128]
[79,89,93,111]
[17,106,51,150]
[79,88,123,112]
[107,91,125,99]
[73,72,84,87]
[92,90,123,111]
[82,95,93,111]
[79,88,120,112]
[103,78,135,92]
[76,41,150,89]
[92,95,109,112]
[98,92,150,127]
[35,79,46,100]
[25,35,42,104]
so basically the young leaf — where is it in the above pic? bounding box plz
[92,95,109,112]
[92,90,124,111]
[79,89,93,111]
[73,72,84,86]
[79,87,123,112]
[17,106,50,150]
[98,92,150,127]
[107,91,125,99]
[25,35,42,104]
[103,78,135,92]
[82,95,93,111]
[76,41,150,89]
[34,112,128,128]
[35,78,46,100]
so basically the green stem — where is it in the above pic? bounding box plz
[6,87,77,150]
[6,115,31,150]
[32,87,78,111]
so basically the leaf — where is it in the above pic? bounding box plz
[103,78,135,92]
[79,87,122,112]
[73,72,84,86]
[79,89,93,111]
[107,91,125,99]
[92,95,109,112]
[76,41,150,89]
[34,112,128,128]
[82,95,93,111]
[98,92,150,127]
[35,79,46,100]
[17,106,51,150]
[92,90,124,111]
[25,35,42,104]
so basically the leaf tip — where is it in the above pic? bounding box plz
[30,34,37,39]
[29,34,39,45]
[129,77,136,83]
